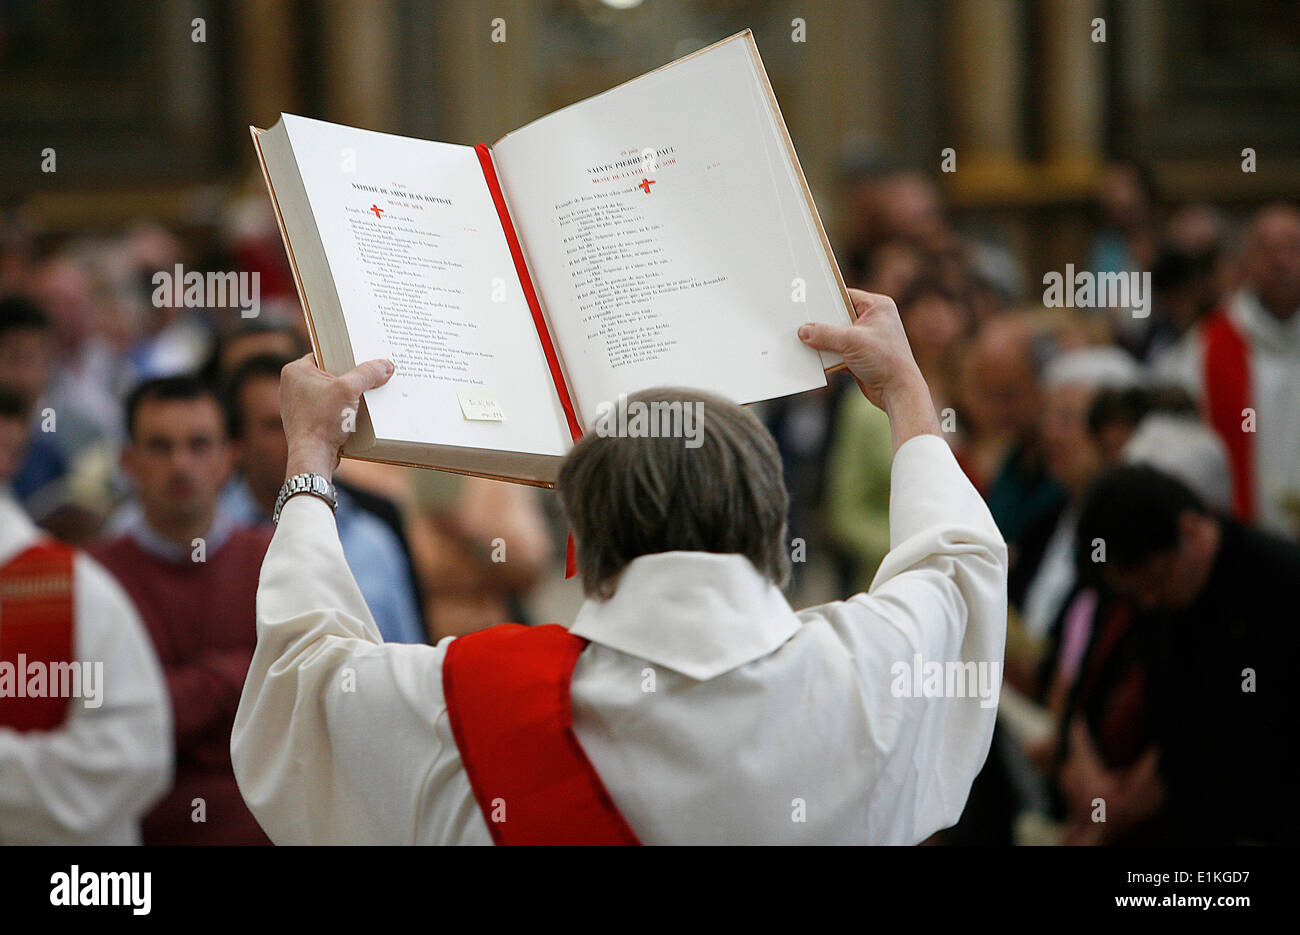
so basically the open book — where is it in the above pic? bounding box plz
[252,29,853,486]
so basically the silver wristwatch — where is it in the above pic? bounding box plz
[273,473,338,525]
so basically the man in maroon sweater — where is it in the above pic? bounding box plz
[94,375,271,845]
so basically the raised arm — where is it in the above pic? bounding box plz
[231,354,484,843]
[799,292,1009,842]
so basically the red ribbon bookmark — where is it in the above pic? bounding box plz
[565,533,577,579]
[475,143,583,579]
[474,143,583,443]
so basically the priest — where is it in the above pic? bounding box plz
[0,387,173,844]
[231,289,1008,844]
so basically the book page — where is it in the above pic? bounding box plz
[279,114,571,456]
[492,33,848,425]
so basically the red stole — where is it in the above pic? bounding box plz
[1201,309,1255,521]
[442,623,640,845]
[0,541,76,731]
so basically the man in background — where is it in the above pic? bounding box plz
[221,354,425,643]
[1071,465,1296,843]
[0,294,113,527]
[0,296,63,510]
[0,385,172,844]
[1154,203,1300,538]
[92,375,271,844]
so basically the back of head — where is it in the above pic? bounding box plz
[0,295,53,408]
[0,383,29,486]
[0,293,51,339]
[1075,463,1206,581]
[557,388,789,599]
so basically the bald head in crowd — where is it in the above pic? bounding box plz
[1241,203,1300,320]
[962,313,1041,440]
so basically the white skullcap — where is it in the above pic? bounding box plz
[1122,413,1233,512]
[1043,347,1144,390]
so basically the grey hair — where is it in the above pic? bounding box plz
[557,387,790,599]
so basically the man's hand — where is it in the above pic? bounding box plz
[280,353,395,480]
[798,289,939,450]
[1058,721,1166,845]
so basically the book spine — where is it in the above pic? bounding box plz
[474,143,583,444]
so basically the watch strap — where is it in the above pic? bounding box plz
[273,473,338,524]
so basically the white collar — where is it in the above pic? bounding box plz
[1230,289,1300,351]
[123,507,238,563]
[569,551,801,681]
[0,492,43,566]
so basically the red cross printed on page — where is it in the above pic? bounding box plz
[370,204,384,219]
[637,178,656,194]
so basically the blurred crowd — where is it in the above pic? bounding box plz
[0,190,556,844]
[790,159,1298,846]
[1,156,1296,844]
